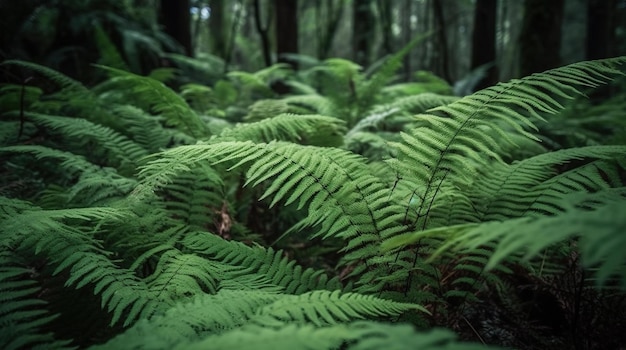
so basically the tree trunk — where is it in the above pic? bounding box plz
[471,0,498,89]
[432,0,451,82]
[208,0,226,58]
[160,0,192,56]
[586,0,616,60]
[376,0,393,55]
[519,0,564,76]
[253,0,272,67]
[316,0,345,59]
[352,0,374,66]
[402,0,413,81]
[275,0,298,68]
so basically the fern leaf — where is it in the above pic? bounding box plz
[95,65,207,138]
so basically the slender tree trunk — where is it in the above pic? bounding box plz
[352,0,374,66]
[432,0,451,82]
[471,0,498,89]
[253,0,272,67]
[402,0,413,81]
[316,0,344,59]
[586,0,616,59]
[519,0,564,76]
[160,0,192,56]
[275,0,299,68]
[376,0,393,55]
[208,0,226,58]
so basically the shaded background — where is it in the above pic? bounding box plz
[1,0,624,89]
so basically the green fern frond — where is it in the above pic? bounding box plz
[282,94,337,116]
[95,65,207,138]
[164,53,225,82]
[145,249,222,299]
[390,93,459,114]
[157,164,224,230]
[470,145,626,221]
[183,232,342,294]
[94,24,130,71]
[346,107,400,138]
[358,32,430,108]
[22,112,148,170]
[0,145,136,205]
[0,250,73,350]
[255,290,427,326]
[1,60,89,94]
[215,114,346,145]
[90,290,283,350]
[176,321,496,350]
[111,105,195,152]
[390,57,626,231]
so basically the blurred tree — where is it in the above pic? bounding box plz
[208,0,226,58]
[432,0,451,82]
[352,0,375,66]
[587,0,617,60]
[471,0,498,90]
[376,0,393,55]
[253,0,273,66]
[315,0,346,59]
[275,0,299,67]
[519,0,564,76]
[160,0,192,56]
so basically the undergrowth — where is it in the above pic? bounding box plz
[1,45,625,349]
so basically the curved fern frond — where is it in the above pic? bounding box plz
[391,57,626,232]
[183,232,342,294]
[215,114,346,145]
[470,145,626,221]
[0,250,73,350]
[390,93,459,114]
[95,65,207,138]
[90,290,282,350]
[176,321,495,350]
[435,201,626,289]
[255,290,427,326]
[23,112,148,170]
[1,60,89,94]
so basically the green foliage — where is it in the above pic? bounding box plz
[1,53,625,350]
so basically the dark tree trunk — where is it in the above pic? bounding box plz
[208,0,226,58]
[471,0,498,90]
[160,0,192,56]
[432,0,451,82]
[275,0,299,68]
[402,0,413,81]
[316,0,345,59]
[253,0,272,67]
[586,0,617,60]
[352,0,374,66]
[376,0,393,55]
[519,0,564,76]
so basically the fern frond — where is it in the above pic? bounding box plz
[390,93,459,114]
[177,321,495,350]
[23,112,148,170]
[90,290,282,350]
[183,232,342,294]
[391,57,626,231]
[215,114,346,145]
[95,65,207,138]
[0,250,73,350]
[255,290,427,326]
[470,145,626,221]
[1,60,89,94]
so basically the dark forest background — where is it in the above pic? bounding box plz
[1,0,625,90]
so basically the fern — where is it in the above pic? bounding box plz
[94,65,207,138]
[214,113,346,146]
